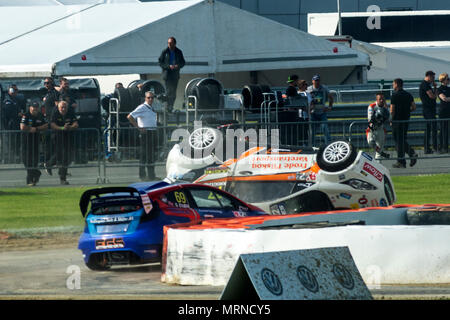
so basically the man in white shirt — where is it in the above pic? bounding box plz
[127,91,158,180]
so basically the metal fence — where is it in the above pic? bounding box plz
[0,128,102,183]
[1,117,449,185]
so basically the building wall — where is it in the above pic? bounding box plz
[141,0,450,31]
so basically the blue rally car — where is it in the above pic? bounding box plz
[78,181,266,270]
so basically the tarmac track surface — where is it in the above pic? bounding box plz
[0,243,449,300]
[1,155,450,300]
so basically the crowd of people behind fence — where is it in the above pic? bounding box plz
[1,37,450,185]
[284,70,450,169]
[1,77,79,185]
[0,36,184,186]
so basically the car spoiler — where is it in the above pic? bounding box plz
[79,187,139,217]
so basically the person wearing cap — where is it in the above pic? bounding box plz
[419,70,438,153]
[437,73,450,153]
[307,74,333,146]
[285,75,299,97]
[20,102,48,186]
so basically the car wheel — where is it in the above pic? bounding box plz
[86,253,111,271]
[316,140,357,172]
[188,127,220,153]
[406,206,450,225]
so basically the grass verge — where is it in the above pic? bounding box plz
[0,175,449,232]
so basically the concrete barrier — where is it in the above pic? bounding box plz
[161,224,450,286]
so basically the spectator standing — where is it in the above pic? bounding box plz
[127,91,158,180]
[57,77,77,110]
[307,74,333,146]
[279,75,300,145]
[390,78,418,168]
[2,85,23,162]
[20,102,48,186]
[366,92,390,160]
[297,80,312,145]
[285,75,299,97]
[10,84,26,115]
[158,36,185,111]
[419,70,438,153]
[42,77,59,173]
[437,73,450,153]
[42,77,59,118]
[49,100,79,184]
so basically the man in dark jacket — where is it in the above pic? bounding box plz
[2,85,23,162]
[419,70,438,153]
[390,78,418,168]
[20,102,48,186]
[158,36,185,111]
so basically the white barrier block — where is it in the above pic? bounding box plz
[162,226,450,286]
[220,247,372,300]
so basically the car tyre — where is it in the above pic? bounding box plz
[316,140,357,172]
[188,127,220,154]
[86,253,111,271]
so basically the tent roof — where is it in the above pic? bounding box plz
[0,0,369,78]
[353,40,450,81]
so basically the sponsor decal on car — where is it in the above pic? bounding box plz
[90,216,134,224]
[358,195,368,205]
[204,167,229,174]
[232,211,245,217]
[350,203,360,209]
[141,194,153,214]
[362,162,383,182]
[340,193,352,200]
[249,155,311,170]
[379,198,387,207]
[95,238,125,250]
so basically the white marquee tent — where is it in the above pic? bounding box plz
[0,0,370,97]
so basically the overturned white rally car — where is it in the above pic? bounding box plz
[165,127,396,215]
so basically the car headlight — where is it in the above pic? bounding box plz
[342,179,377,190]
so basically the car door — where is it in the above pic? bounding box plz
[185,186,251,218]
[157,188,200,223]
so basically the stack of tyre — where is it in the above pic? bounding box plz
[113,80,166,123]
[112,80,166,149]
[185,78,223,110]
[241,84,274,112]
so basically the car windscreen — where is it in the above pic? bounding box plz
[227,181,297,203]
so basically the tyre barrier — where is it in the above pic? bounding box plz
[241,84,274,112]
[128,79,166,109]
[113,87,133,113]
[406,206,450,225]
[185,78,223,110]
[113,87,133,123]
